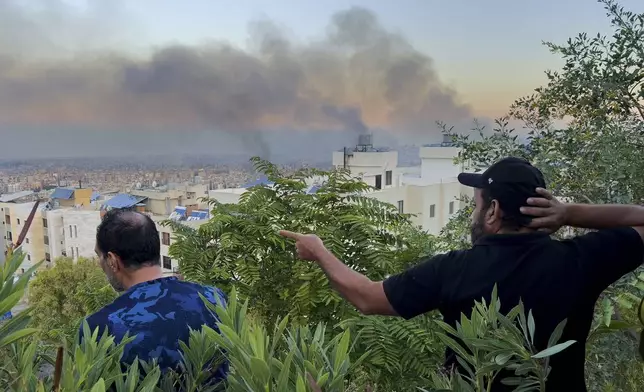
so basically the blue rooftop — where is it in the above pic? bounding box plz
[51,188,75,200]
[104,193,147,209]
[242,176,274,188]
[187,210,209,221]
[306,185,321,194]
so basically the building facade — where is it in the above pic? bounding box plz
[210,141,472,235]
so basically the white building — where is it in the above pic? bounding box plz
[43,209,65,262]
[209,136,473,235]
[34,189,209,275]
[60,209,102,261]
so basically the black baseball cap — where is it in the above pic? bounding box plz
[457,157,546,220]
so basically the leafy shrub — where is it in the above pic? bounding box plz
[27,257,117,343]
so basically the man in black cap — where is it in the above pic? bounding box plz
[280,156,644,391]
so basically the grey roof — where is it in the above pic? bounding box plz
[51,188,75,200]
[0,190,34,203]
[104,193,148,209]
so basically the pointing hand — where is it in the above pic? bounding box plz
[279,230,327,261]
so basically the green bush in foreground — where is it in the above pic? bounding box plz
[1,250,579,392]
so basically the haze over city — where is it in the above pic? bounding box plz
[0,0,642,161]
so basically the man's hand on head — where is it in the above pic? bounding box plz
[520,187,568,233]
[279,230,328,262]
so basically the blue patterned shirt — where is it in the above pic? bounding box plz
[80,277,228,380]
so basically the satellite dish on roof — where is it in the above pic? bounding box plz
[136,182,142,189]
[152,181,157,188]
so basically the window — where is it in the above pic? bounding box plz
[162,256,172,270]
[397,200,404,214]
[75,247,79,258]
[162,232,171,246]
[27,254,31,261]
[375,174,382,190]
[74,225,78,238]
[385,170,392,186]
[62,250,67,257]
[45,253,51,262]
[449,201,455,215]
[69,225,72,238]
[43,218,48,228]
[44,235,49,245]
[25,238,29,244]
[71,247,74,258]
[6,231,12,241]
[4,215,10,225]
[17,218,20,225]
[430,204,436,218]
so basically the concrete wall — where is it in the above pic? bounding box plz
[63,210,102,260]
[367,181,472,235]
[9,202,46,269]
[208,189,244,204]
[44,209,66,261]
[153,216,206,274]
[0,203,10,264]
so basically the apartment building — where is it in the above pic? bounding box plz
[0,182,210,277]
[130,182,209,216]
[1,191,44,267]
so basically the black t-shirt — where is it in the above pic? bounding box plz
[383,228,644,392]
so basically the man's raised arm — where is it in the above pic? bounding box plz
[278,230,396,316]
[521,188,644,239]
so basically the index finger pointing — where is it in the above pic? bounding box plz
[279,230,302,240]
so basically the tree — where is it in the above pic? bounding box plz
[167,158,432,326]
[167,159,448,389]
[27,257,117,343]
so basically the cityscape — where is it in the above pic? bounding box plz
[0,134,471,273]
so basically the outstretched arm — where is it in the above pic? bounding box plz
[279,230,396,316]
[279,230,450,319]
[314,249,397,316]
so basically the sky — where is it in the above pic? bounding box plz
[122,0,643,118]
[1,0,642,160]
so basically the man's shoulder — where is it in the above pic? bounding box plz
[162,279,226,304]
[80,297,123,338]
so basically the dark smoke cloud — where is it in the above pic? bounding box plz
[0,0,472,160]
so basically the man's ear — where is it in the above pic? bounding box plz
[485,199,502,225]
[106,252,122,272]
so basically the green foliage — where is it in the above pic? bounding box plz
[27,257,117,343]
[167,158,431,327]
[426,286,575,392]
[167,158,448,388]
[338,314,444,390]
[437,195,474,252]
[0,250,41,351]
[201,287,366,391]
[511,0,644,128]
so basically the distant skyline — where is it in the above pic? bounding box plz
[1,0,642,160]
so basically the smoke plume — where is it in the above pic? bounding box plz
[0,0,472,160]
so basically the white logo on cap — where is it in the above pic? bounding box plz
[488,178,493,184]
